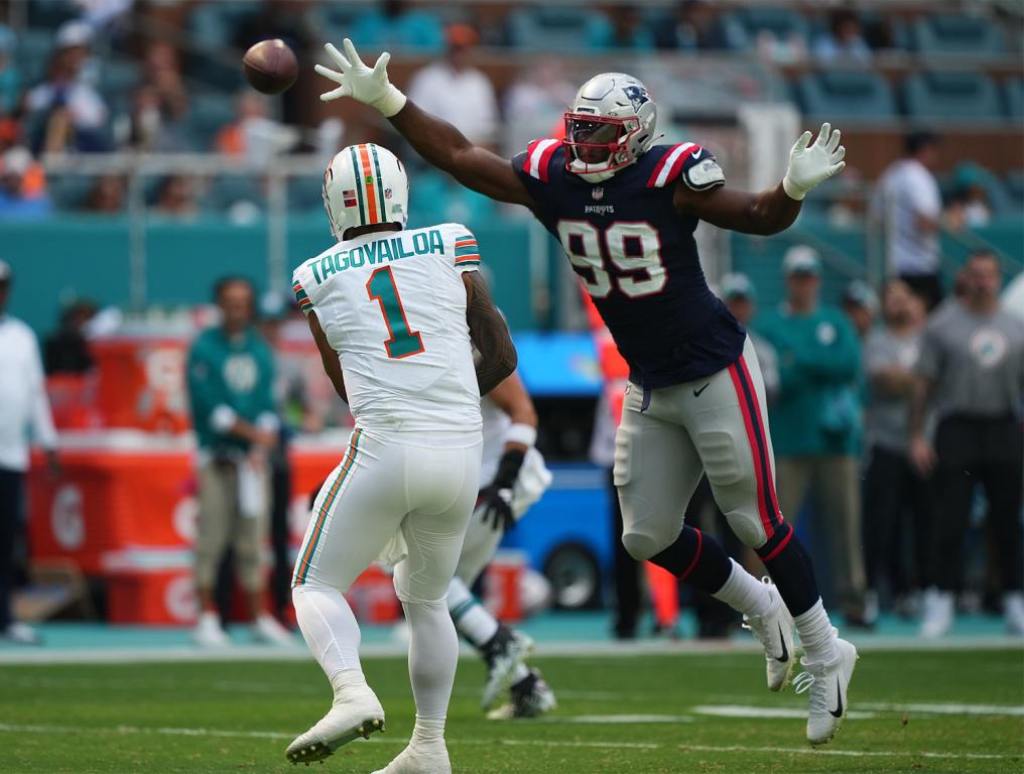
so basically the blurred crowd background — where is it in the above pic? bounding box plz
[0,0,1021,646]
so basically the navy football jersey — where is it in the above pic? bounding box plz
[512,140,746,389]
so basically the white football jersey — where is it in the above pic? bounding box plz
[292,223,483,436]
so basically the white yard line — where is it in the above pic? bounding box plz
[692,705,877,720]
[858,701,1024,717]
[678,743,1020,762]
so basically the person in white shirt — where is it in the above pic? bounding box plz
[0,259,59,645]
[407,24,498,147]
[870,132,944,310]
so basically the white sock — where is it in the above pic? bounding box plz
[447,577,499,647]
[793,599,838,665]
[410,714,445,745]
[511,662,530,685]
[292,584,363,683]
[404,598,459,721]
[712,559,773,618]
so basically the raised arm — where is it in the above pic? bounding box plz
[316,39,534,207]
[462,271,518,395]
[674,123,845,236]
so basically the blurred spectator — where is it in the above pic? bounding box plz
[720,272,779,402]
[143,41,189,124]
[215,91,297,163]
[654,1,734,51]
[0,25,20,116]
[945,163,992,230]
[350,0,445,53]
[43,300,97,375]
[408,25,498,147]
[759,247,868,625]
[910,252,1024,638]
[186,276,292,647]
[0,259,59,646]
[25,21,110,153]
[841,279,879,340]
[153,175,199,218]
[127,84,188,151]
[84,174,125,213]
[0,147,52,220]
[870,131,943,310]
[813,9,872,65]
[862,279,929,619]
[606,4,655,50]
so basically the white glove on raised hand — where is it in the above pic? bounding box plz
[314,38,407,118]
[782,122,846,201]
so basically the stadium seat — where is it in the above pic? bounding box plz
[731,7,810,45]
[942,162,1014,216]
[1002,78,1023,119]
[912,14,1004,57]
[26,0,79,30]
[507,8,614,53]
[206,175,266,212]
[902,71,1003,123]
[98,58,140,100]
[186,1,261,51]
[796,70,896,122]
[348,8,446,54]
[14,28,54,85]
[1004,170,1024,207]
[48,175,95,211]
[288,176,325,214]
[186,93,237,149]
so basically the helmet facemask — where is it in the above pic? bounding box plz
[564,113,643,177]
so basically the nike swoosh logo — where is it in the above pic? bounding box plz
[829,677,844,718]
[775,624,789,663]
[693,383,710,397]
[691,148,702,160]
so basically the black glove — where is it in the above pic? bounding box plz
[477,449,526,532]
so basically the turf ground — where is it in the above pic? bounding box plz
[1,647,1022,774]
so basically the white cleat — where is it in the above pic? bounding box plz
[285,686,385,765]
[481,629,534,710]
[919,588,954,639]
[252,614,294,646]
[794,638,858,746]
[371,741,450,774]
[742,582,796,692]
[192,611,230,648]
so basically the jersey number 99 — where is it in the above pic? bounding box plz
[556,220,666,299]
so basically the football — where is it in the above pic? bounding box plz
[242,38,298,95]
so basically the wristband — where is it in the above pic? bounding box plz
[491,448,526,490]
[782,174,806,201]
[505,422,537,448]
[374,86,407,118]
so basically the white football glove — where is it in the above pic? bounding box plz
[782,122,846,201]
[314,38,407,118]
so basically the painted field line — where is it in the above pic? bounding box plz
[858,701,1024,717]
[678,743,1021,761]
[539,714,693,724]
[692,705,877,720]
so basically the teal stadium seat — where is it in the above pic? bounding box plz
[206,176,266,213]
[942,162,1014,216]
[1003,78,1023,119]
[1004,171,1024,208]
[186,93,236,149]
[14,29,54,85]
[902,71,1003,124]
[507,8,613,53]
[732,7,810,45]
[796,70,896,122]
[48,175,95,211]
[26,0,78,30]
[912,14,1004,57]
[288,176,325,214]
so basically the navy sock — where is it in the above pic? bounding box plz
[650,526,731,594]
[760,529,820,617]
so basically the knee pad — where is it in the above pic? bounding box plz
[722,508,768,550]
[622,531,663,562]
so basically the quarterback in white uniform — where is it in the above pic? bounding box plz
[447,368,556,718]
[285,142,517,773]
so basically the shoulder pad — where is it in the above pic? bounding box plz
[521,138,562,183]
[646,143,701,188]
[683,156,726,192]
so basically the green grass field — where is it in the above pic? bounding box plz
[1,648,1022,773]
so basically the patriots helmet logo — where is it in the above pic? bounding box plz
[622,84,650,113]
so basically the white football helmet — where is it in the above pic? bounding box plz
[563,72,658,183]
[322,143,409,240]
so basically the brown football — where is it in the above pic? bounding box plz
[243,38,298,95]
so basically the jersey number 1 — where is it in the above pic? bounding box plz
[366,266,425,359]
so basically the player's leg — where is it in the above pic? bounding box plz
[192,460,236,646]
[689,339,855,745]
[377,441,481,774]
[286,430,403,763]
[615,384,772,627]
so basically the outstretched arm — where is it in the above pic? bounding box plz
[675,123,846,236]
[462,272,518,395]
[316,39,534,208]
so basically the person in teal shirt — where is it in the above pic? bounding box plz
[186,276,293,648]
[758,247,869,626]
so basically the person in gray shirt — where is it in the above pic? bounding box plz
[909,251,1024,639]
[861,280,929,618]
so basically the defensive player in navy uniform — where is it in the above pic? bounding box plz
[316,39,855,746]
